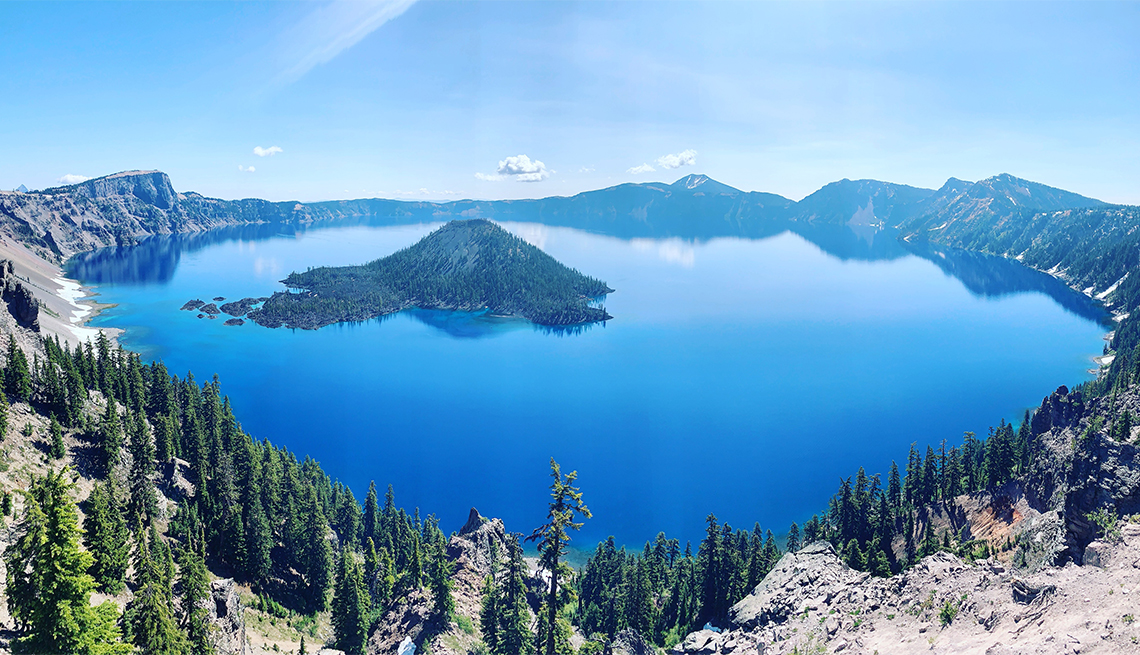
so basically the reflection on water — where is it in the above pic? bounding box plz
[901,241,1112,326]
[68,215,1109,329]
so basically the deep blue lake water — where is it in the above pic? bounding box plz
[68,219,1109,546]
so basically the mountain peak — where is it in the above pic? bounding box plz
[670,174,740,195]
[673,173,712,189]
[48,170,177,210]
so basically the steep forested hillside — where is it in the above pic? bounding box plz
[248,219,613,329]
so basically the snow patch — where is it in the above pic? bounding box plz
[53,276,100,343]
[1096,274,1128,300]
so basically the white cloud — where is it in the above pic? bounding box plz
[238,165,256,173]
[656,149,697,169]
[276,0,418,85]
[578,167,595,173]
[477,154,551,182]
[57,174,90,185]
[627,163,656,175]
[253,146,283,157]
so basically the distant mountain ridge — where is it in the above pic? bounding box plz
[0,168,1113,265]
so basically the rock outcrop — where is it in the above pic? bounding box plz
[674,522,1140,655]
[606,628,655,655]
[367,509,511,655]
[0,260,39,331]
[210,578,250,655]
[729,541,868,630]
[448,507,509,577]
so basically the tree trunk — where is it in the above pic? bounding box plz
[546,555,558,655]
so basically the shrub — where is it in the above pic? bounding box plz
[1089,507,1123,542]
[939,600,959,627]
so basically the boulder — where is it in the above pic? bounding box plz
[1082,540,1112,568]
[676,629,720,655]
[606,628,655,655]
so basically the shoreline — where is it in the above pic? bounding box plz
[0,235,121,347]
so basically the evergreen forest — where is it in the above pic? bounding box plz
[247,219,613,329]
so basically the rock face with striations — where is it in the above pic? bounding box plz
[0,260,39,331]
[64,170,178,210]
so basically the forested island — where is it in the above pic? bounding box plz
[246,219,613,329]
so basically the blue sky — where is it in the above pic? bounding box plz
[1,1,1138,203]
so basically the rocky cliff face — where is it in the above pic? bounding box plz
[0,259,39,331]
[1020,386,1140,565]
[58,170,178,210]
[0,170,324,264]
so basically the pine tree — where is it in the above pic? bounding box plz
[99,400,123,476]
[127,412,157,523]
[3,468,131,654]
[497,535,534,655]
[363,481,380,543]
[331,550,371,655]
[244,492,272,585]
[480,574,501,653]
[4,334,31,402]
[84,478,130,594]
[374,546,396,607]
[785,522,800,552]
[527,459,590,655]
[50,415,65,459]
[125,525,187,654]
[428,541,455,622]
[177,537,214,655]
[301,485,334,611]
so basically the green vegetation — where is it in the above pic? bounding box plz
[528,459,591,655]
[938,598,959,627]
[1089,506,1122,542]
[4,467,131,654]
[248,219,612,329]
[1,330,452,652]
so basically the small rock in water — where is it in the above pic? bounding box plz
[223,318,245,326]
[199,303,220,315]
[181,299,204,311]
[213,296,226,302]
[220,297,262,317]
[197,313,205,319]
[208,315,217,320]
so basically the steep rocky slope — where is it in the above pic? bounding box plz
[672,527,1140,655]
[0,171,321,264]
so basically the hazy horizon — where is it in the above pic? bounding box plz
[2,1,1138,204]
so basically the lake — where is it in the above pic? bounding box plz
[68,218,1109,547]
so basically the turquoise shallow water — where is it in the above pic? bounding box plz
[69,220,1107,545]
